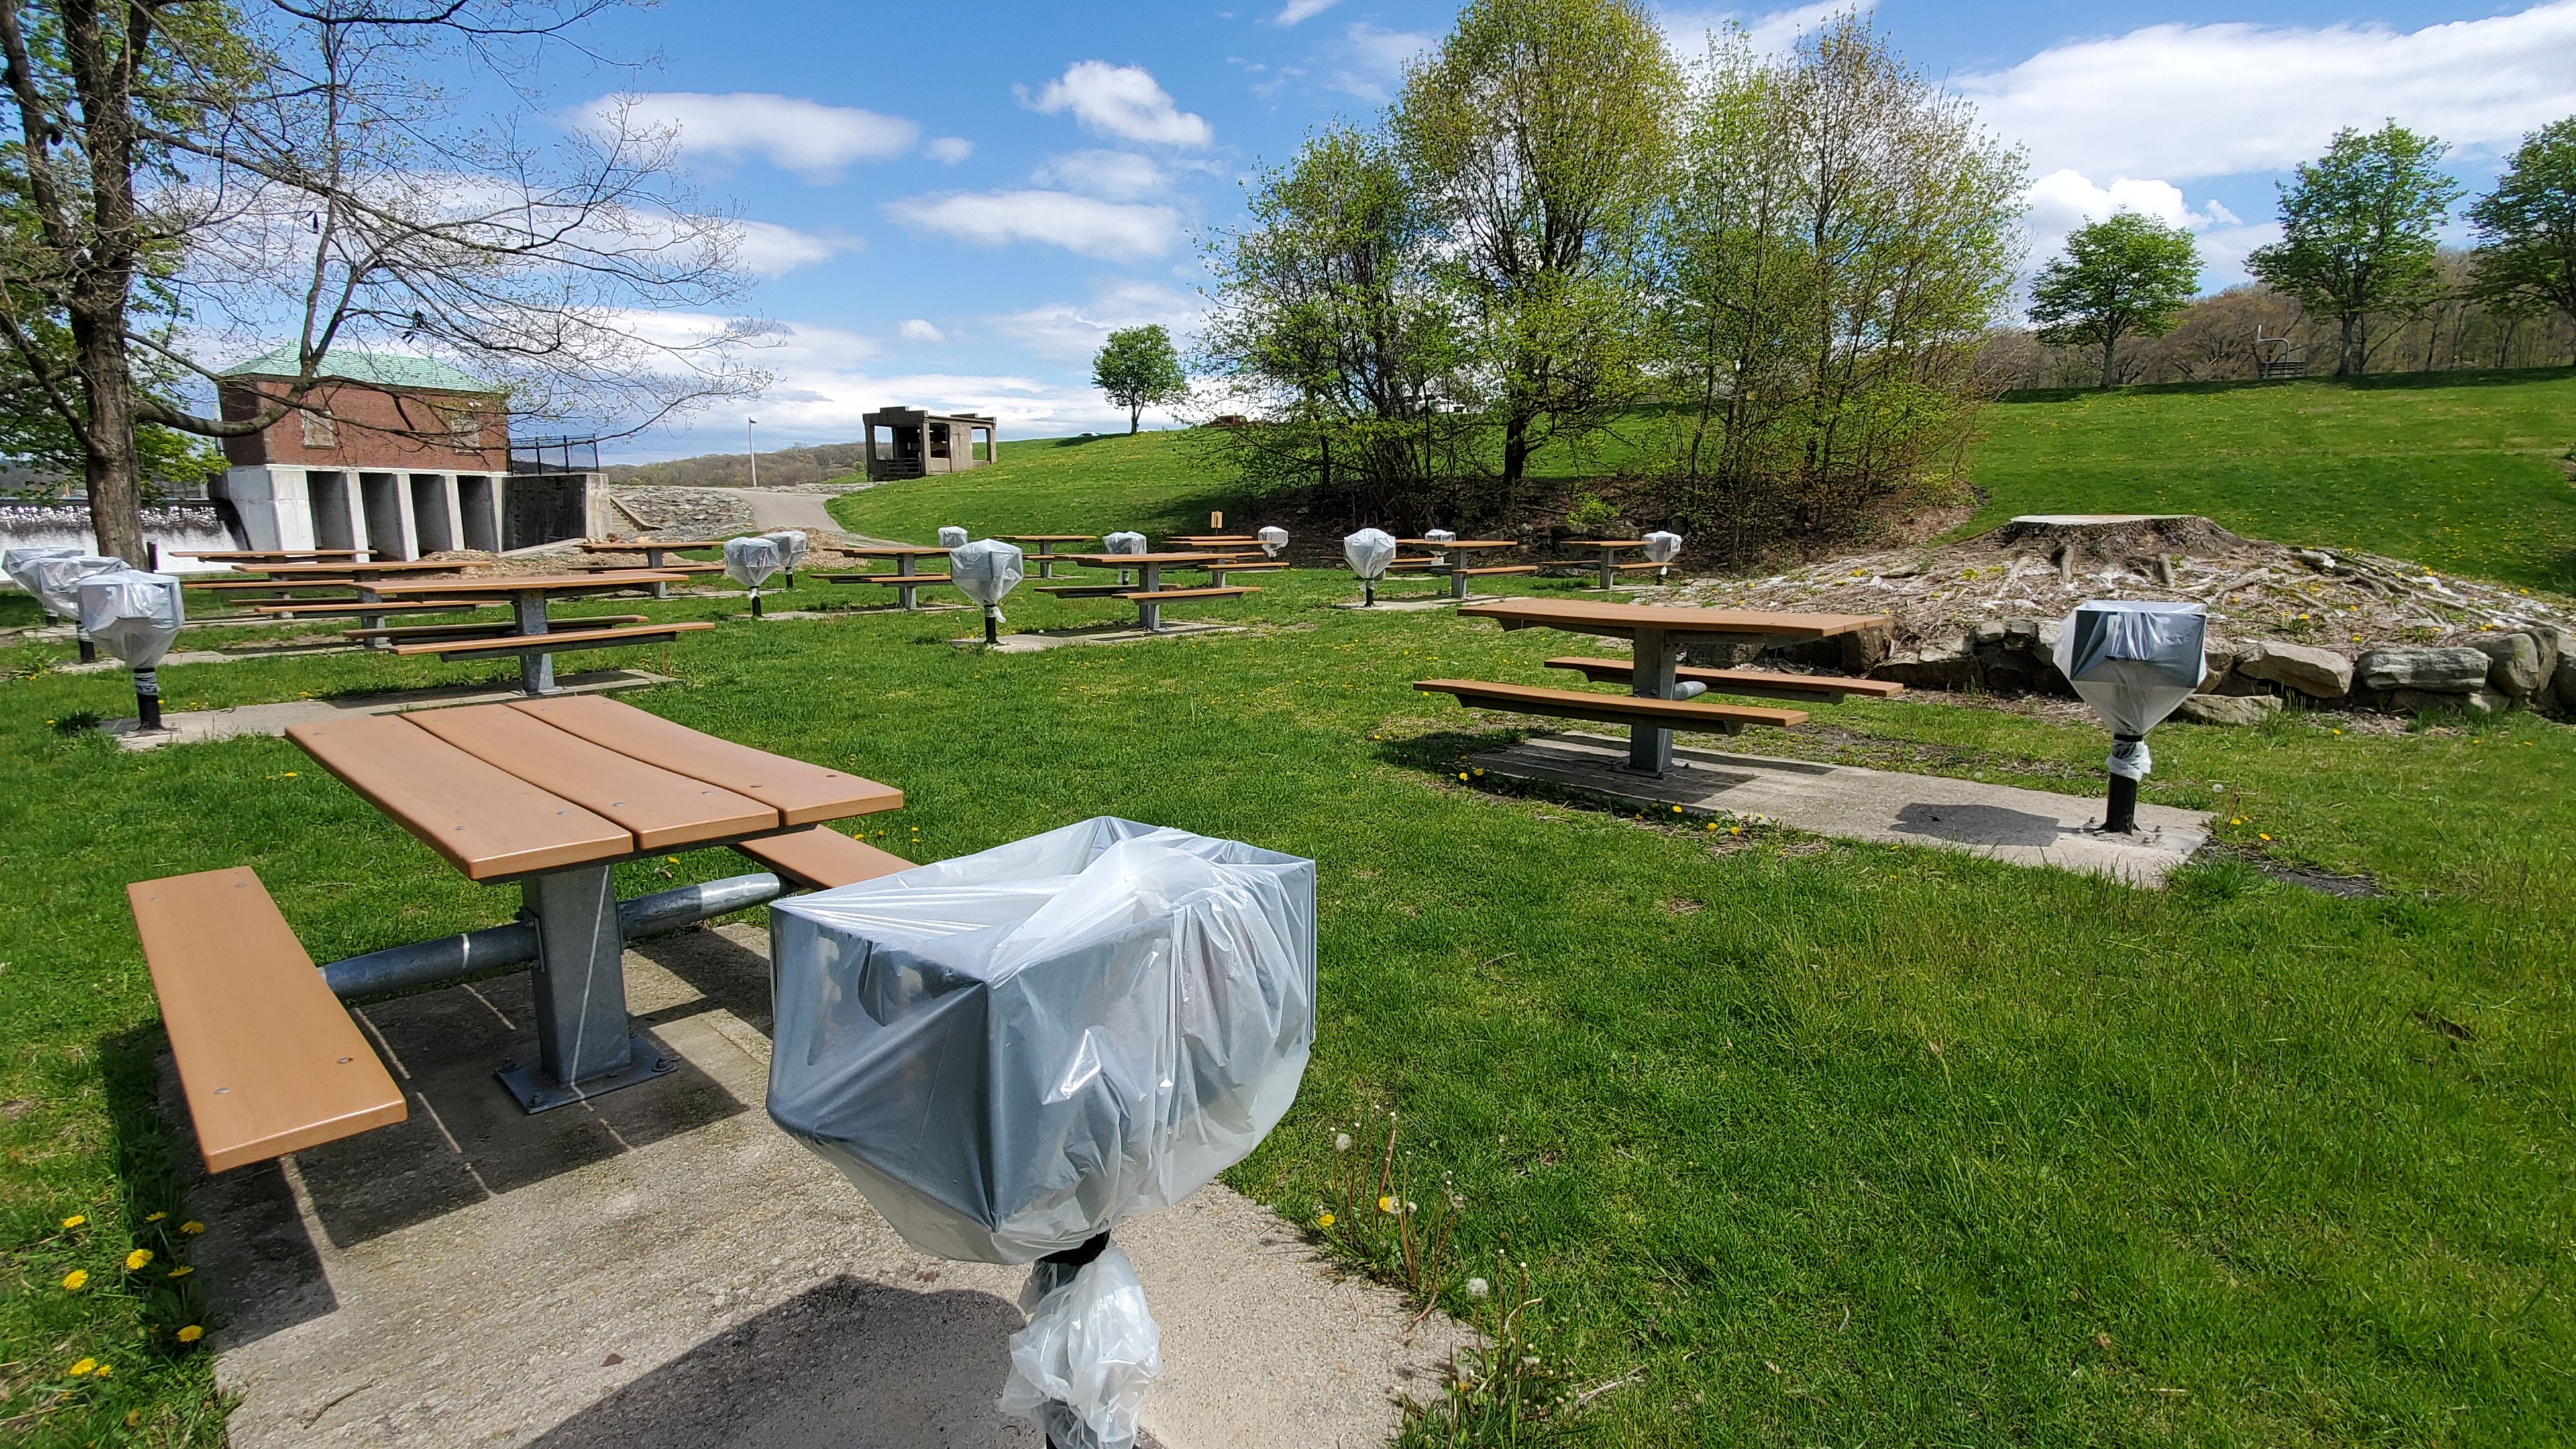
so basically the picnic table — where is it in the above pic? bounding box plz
[186,558,476,639]
[170,548,370,565]
[1046,551,1260,631]
[283,696,904,1110]
[1001,535,1093,579]
[1554,539,1658,591]
[580,539,720,598]
[1426,598,1890,775]
[820,545,955,610]
[371,570,706,694]
[1394,539,1536,598]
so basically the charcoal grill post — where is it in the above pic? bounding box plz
[2105,735,2142,833]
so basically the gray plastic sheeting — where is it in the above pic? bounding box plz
[1342,529,1395,581]
[722,535,784,589]
[2051,600,2206,779]
[76,571,184,669]
[951,538,1026,621]
[767,816,1318,1264]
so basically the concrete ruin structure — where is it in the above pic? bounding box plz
[863,407,998,481]
[211,350,603,558]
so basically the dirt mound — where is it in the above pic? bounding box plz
[1652,514,2570,659]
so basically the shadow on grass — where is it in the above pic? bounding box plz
[1371,727,1525,776]
[1998,364,2576,405]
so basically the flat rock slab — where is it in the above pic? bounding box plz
[106,670,671,750]
[961,623,1248,652]
[1471,731,2210,885]
[184,923,1464,1448]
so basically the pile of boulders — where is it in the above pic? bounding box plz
[1652,515,2576,723]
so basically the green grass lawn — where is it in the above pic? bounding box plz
[2,555,2571,1444]
[1967,370,2576,594]
[835,368,2576,596]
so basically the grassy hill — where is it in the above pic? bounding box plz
[831,369,2576,592]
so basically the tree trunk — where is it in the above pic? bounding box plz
[70,306,145,564]
[1499,412,1531,517]
[1128,403,1140,435]
[2338,312,2362,377]
[2100,334,2118,390]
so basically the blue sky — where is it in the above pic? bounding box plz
[531,1,2576,458]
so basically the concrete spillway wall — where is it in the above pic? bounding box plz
[0,503,243,576]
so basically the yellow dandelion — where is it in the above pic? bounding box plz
[61,1214,85,1230]
[94,1363,111,1377]
[166,1265,193,1279]
[62,1269,89,1291]
[125,1248,153,1271]
[1670,805,1682,814]
[282,771,296,777]
[176,1325,204,1344]
[179,1220,204,1235]
[2259,833,2273,842]
[1379,1195,1396,1214]
[1458,772,1469,781]
[67,1357,97,1377]
[144,1212,166,1224]
[1317,1212,1336,1229]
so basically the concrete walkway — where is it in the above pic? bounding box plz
[740,489,850,540]
[184,923,1466,1448]
[1472,731,2210,885]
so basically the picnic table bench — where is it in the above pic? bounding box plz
[126,696,911,1167]
[1391,539,1535,598]
[1421,599,1890,775]
[1544,539,1678,591]
[372,571,702,692]
[578,540,724,596]
[1542,657,1905,702]
[820,545,955,610]
[171,548,370,564]
[1048,551,1260,631]
[1001,535,1093,578]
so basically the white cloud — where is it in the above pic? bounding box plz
[1959,2,2576,184]
[1021,61,1214,149]
[2021,170,2273,292]
[925,137,975,165]
[1657,1,1858,57]
[592,92,921,182]
[898,318,946,343]
[1032,150,1171,201]
[1331,22,1436,102]
[1273,0,1341,23]
[883,190,1183,263]
[988,279,1206,363]
[734,219,857,277]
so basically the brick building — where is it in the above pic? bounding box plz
[213,349,592,558]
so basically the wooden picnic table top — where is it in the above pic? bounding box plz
[1399,539,1518,549]
[171,548,368,561]
[245,559,468,578]
[372,569,686,597]
[844,544,955,557]
[1458,598,1886,641]
[580,539,719,551]
[1169,535,1261,544]
[1560,539,1651,550]
[1064,551,1256,566]
[1001,534,1093,543]
[285,695,902,882]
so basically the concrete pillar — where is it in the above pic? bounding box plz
[358,472,417,559]
[409,473,456,553]
[307,471,356,551]
[458,475,499,551]
[441,474,465,551]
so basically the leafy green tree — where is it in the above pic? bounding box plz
[1195,127,1473,519]
[2468,117,2576,363]
[1091,325,1188,435]
[1656,17,2024,555]
[2247,123,2463,376]
[2029,213,2202,388]
[1393,0,1679,509]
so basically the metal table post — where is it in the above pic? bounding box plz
[641,546,673,600]
[1596,548,1616,592]
[1627,626,1676,775]
[1136,561,1165,631]
[1033,541,1059,579]
[893,554,924,611]
[494,863,674,1110]
[356,583,390,649]
[511,591,556,696]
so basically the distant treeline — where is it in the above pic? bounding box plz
[1982,267,2576,392]
[602,441,871,490]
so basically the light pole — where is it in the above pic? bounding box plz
[747,418,759,488]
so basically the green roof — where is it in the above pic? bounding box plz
[222,347,493,394]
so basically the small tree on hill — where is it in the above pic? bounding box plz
[1092,325,1187,434]
[2469,117,2576,364]
[2248,123,2462,376]
[2029,213,2202,388]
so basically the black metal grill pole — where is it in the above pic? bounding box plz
[2105,735,2141,833]
[134,666,161,731]
[749,587,763,619]
[77,635,95,663]
[1036,1230,1116,1449]
[984,610,1000,646]
[1364,581,1375,606]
